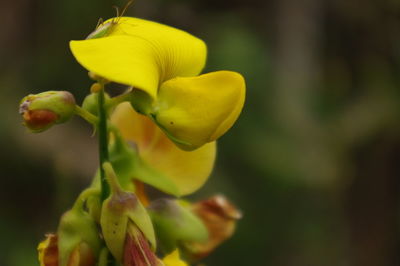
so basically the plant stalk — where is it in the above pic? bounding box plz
[98,83,110,201]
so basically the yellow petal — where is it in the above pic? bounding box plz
[163,249,188,266]
[154,71,245,150]
[111,102,216,195]
[70,17,207,100]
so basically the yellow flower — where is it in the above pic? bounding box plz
[163,250,188,266]
[111,102,216,196]
[70,17,245,150]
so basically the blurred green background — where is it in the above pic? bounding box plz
[1,0,400,265]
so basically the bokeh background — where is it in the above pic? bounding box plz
[1,0,400,265]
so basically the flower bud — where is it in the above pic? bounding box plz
[148,199,208,254]
[38,234,58,266]
[57,208,101,266]
[82,91,111,116]
[182,195,242,261]
[100,162,156,264]
[19,91,76,132]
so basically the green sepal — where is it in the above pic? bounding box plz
[126,199,157,250]
[57,208,101,266]
[83,173,102,223]
[100,197,129,262]
[148,199,208,254]
[109,130,180,196]
[86,192,102,223]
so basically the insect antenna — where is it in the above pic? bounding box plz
[119,0,134,18]
[95,17,104,29]
[112,5,120,18]
[112,1,133,24]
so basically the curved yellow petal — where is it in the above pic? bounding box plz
[70,17,207,100]
[163,250,188,266]
[154,71,245,150]
[111,102,216,195]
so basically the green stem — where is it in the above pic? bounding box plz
[75,105,99,125]
[98,83,110,201]
[107,92,132,109]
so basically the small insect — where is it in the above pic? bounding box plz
[86,0,133,40]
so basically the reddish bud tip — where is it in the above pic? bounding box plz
[22,109,59,132]
[19,91,76,132]
[37,234,59,266]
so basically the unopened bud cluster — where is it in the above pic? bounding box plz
[37,162,241,266]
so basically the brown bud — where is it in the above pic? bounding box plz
[37,233,97,266]
[183,195,242,260]
[38,234,59,266]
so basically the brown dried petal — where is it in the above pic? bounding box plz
[187,195,242,260]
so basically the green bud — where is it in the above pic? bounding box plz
[148,199,208,254]
[100,162,156,262]
[57,208,101,266]
[19,91,76,132]
[82,92,111,116]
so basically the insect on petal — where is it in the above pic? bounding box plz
[70,17,207,101]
